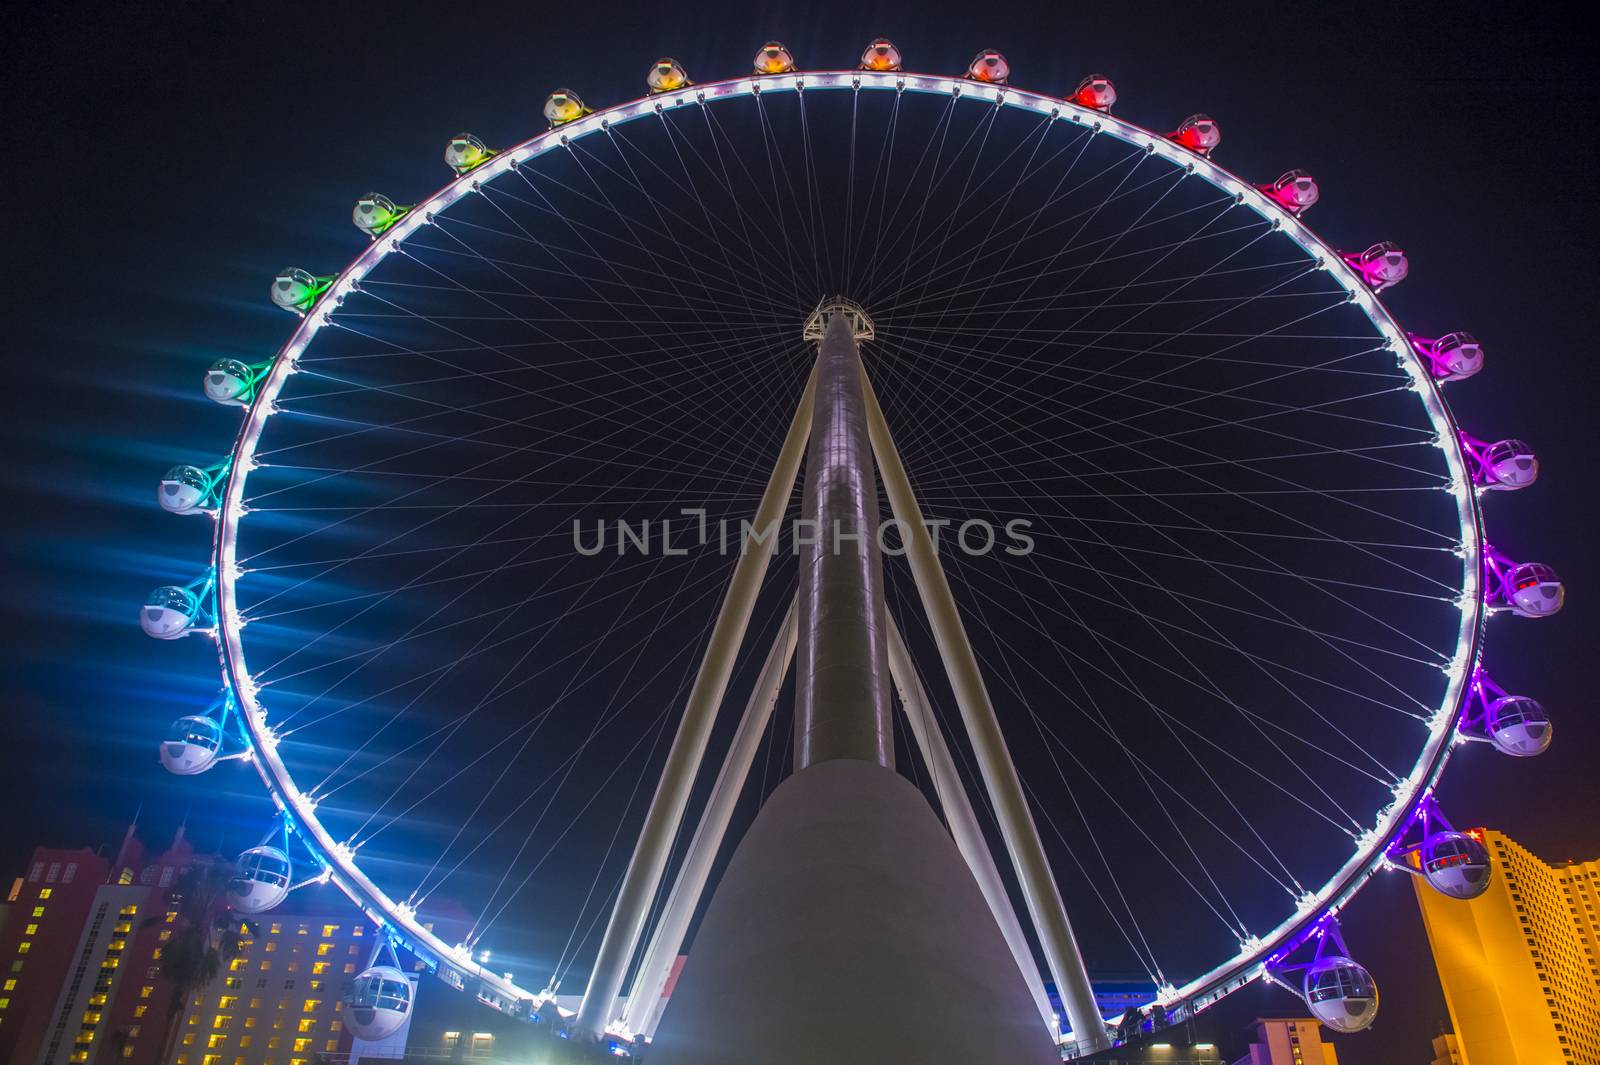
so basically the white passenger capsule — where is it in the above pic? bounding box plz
[1480,439,1538,489]
[1169,114,1221,155]
[1486,695,1552,756]
[141,585,203,640]
[543,89,589,127]
[344,966,414,1040]
[1302,956,1379,1033]
[204,358,257,406]
[270,268,323,314]
[444,133,493,175]
[160,715,224,775]
[1420,831,1493,900]
[159,465,213,515]
[1503,562,1564,617]
[353,193,406,237]
[228,846,292,914]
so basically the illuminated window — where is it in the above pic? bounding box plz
[229,959,247,972]
[329,1021,341,1032]
[264,942,277,953]
[352,925,363,937]
[259,961,271,972]
[141,985,153,999]
[325,1040,338,1052]
[207,1034,226,1048]
[267,1036,281,1048]
[212,1015,231,1029]
[18,942,31,954]
[297,1018,316,1032]
[30,907,43,917]
[24,924,37,935]
[39,889,52,899]
[342,963,354,974]
[311,962,329,975]
[293,1037,312,1052]
[218,997,237,1010]
[239,1035,252,1048]
[0,997,9,1010]
[183,1033,197,1046]
[321,925,338,938]
[302,1000,320,1013]
[315,944,332,957]
[249,998,262,1009]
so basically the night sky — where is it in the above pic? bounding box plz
[3,4,1598,1063]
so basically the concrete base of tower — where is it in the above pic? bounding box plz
[646,758,1061,1065]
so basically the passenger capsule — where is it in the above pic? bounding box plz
[344,966,414,1041]
[1503,561,1564,617]
[543,89,589,128]
[860,38,902,72]
[445,133,494,175]
[204,358,257,406]
[1420,831,1493,900]
[1169,114,1221,155]
[1072,74,1117,112]
[646,58,691,94]
[1487,695,1552,756]
[1412,332,1483,382]
[159,465,213,515]
[271,268,322,314]
[160,715,224,775]
[1344,242,1408,292]
[141,585,203,640]
[966,50,1009,84]
[1261,170,1319,214]
[1480,439,1538,490]
[353,193,406,238]
[228,846,292,914]
[1301,956,1379,1033]
[754,42,795,75]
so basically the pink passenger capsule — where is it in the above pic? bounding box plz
[1168,114,1221,155]
[1343,242,1408,292]
[1072,74,1117,111]
[1259,170,1319,214]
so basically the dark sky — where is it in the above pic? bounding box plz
[2,3,1597,1062]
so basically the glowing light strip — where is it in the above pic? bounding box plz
[209,68,1485,1032]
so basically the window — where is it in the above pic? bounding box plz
[24,924,37,935]
[30,907,43,917]
[297,1018,316,1033]
[302,1000,320,1013]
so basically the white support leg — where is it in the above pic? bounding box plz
[862,369,1110,1054]
[885,617,1058,1037]
[622,598,798,1038]
[575,370,817,1039]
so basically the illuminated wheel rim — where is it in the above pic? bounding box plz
[202,70,1486,1030]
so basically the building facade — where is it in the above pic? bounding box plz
[1413,829,1600,1064]
[0,848,112,1063]
[172,905,373,1065]
[1230,1018,1339,1065]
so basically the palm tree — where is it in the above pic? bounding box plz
[143,859,256,1065]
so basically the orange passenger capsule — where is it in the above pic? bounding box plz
[860,38,902,72]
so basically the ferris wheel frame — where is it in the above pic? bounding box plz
[206,67,1486,1035]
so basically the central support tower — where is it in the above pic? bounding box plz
[794,300,894,769]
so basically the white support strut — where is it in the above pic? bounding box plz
[885,616,1058,1037]
[862,368,1111,1054]
[574,368,817,1039]
[623,598,799,1038]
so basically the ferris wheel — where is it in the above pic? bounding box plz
[142,38,1563,1057]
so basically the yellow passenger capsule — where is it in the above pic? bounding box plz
[647,58,691,94]
[754,41,795,75]
[543,89,591,128]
